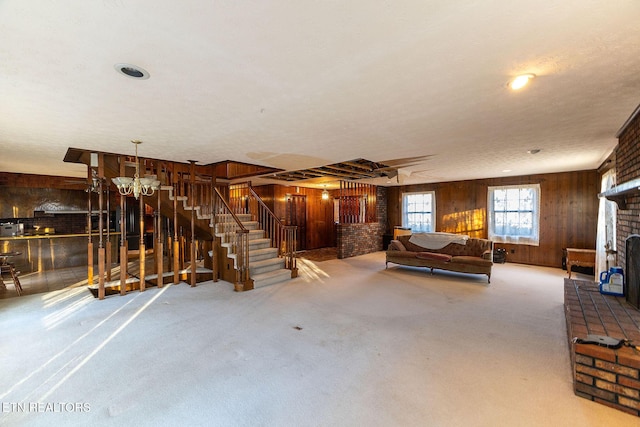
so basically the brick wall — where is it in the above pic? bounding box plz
[336,187,387,259]
[615,109,640,278]
[573,345,640,415]
[336,222,384,259]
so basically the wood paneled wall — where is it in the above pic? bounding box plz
[387,170,599,268]
[0,172,87,190]
[0,172,91,219]
[253,184,336,250]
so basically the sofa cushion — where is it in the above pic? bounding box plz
[450,256,493,267]
[416,252,452,262]
[387,250,418,259]
[389,239,407,251]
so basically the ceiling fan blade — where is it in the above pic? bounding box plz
[384,169,398,179]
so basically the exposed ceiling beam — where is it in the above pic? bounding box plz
[322,164,378,177]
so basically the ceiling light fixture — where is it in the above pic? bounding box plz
[509,73,535,90]
[112,140,160,199]
[114,63,150,80]
[322,186,329,200]
[527,149,541,154]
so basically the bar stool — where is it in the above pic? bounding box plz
[0,252,23,296]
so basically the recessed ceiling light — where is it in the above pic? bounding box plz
[527,149,541,154]
[509,73,535,90]
[114,63,150,80]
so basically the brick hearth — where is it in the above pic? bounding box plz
[564,279,640,416]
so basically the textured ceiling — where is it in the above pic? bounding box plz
[1,1,639,188]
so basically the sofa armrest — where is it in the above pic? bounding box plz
[388,239,407,251]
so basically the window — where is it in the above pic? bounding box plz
[488,184,540,246]
[402,191,435,232]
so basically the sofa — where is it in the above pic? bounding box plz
[385,234,494,283]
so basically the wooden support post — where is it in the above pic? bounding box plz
[211,180,218,282]
[120,245,127,295]
[190,240,197,287]
[157,241,164,287]
[87,241,93,288]
[139,193,145,292]
[106,184,112,282]
[119,156,128,296]
[156,189,163,288]
[173,239,180,284]
[97,154,105,300]
[106,240,112,281]
[167,236,172,268]
[173,182,180,284]
[180,235,185,270]
[190,160,197,287]
[98,247,105,299]
[139,243,145,291]
[87,167,93,288]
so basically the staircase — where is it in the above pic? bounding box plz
[214,213,293,289]
[163,183,296,290]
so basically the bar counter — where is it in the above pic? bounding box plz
[0,234,118,274]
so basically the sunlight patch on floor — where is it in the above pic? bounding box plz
[297,258,331,283]
[0,290,143,402]
[39,284,174,401]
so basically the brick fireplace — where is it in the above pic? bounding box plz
[565,279,640,415]
[627,235,640,309]
[563,104,640,416]
[611,105,640,308]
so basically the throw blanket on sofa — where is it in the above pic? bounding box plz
[409,232,469,250]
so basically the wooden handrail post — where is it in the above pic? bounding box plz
[285,225,299,278]
[233,229,253,292]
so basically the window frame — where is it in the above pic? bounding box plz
[487,184,540,246]
[401,191,436,233]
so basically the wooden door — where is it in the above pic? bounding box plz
[286,194,307,251]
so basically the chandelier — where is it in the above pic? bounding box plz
[111,140,160,199]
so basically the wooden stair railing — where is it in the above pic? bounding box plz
[228,182,298,278]
[158,161,216,285]
[212,187,253,291]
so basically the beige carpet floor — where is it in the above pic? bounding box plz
[0,252,638,426]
